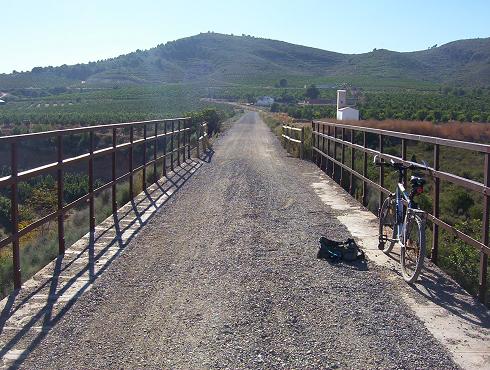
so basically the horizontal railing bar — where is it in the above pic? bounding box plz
[282,125,302,132]
[281,134,302,144]
[427,214,490,255]
[314,121,490,154]
[0,118,191,143]
[313,130,490,196]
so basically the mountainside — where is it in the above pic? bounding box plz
[1,33,490,88]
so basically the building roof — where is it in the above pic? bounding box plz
[0,99,5,103]
[338,107,358,112]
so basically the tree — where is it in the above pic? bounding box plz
[200,108,220,135]
[279,79,288,88]
[305,85,320,100]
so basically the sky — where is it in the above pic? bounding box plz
[1,0,489,74]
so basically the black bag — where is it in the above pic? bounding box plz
[317,237,365,262]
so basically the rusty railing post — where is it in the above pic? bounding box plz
[182,119,186,162]
[153,122,158,183]
[479,153,489,303]
[129,126,134,199]
[311,121,315,163]
[112,128,117,213]
[196,122,201,159]
[163,121,167,176]
[321,123,325,171]
[57,135,65,254]
[378,134,384,212]
[362,131,368,207]
[170,120,175,172]
[11,142,21,289]
[177,119,181,167]
[332,126,337,179]
[143,124,147,190]
[402,139,407,187]
[300,127,304,160]
[340,127,345,186]
[327,125,331,175]
[287,126,289,154]
[187,119,191,160]
[431,144,440,264]
[349,129,354,195]
[89,131,95,233]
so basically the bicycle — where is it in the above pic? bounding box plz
[374,156,427,283]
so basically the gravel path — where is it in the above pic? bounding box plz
[21,112,458,369]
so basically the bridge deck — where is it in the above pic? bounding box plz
[1,112,486,369]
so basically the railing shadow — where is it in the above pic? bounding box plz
[383,248,489,326]
[200,148,215,163]
[0,159,202,368]
[412,265,490,328]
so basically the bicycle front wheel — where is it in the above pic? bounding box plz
[401,213,426,283]
[378,195,396,253]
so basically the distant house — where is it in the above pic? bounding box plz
[336,90,359,121]
[337,107,359,121]
[256,96,274,106]
[0,99,6,106]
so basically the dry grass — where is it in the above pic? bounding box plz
[323,119,490,143]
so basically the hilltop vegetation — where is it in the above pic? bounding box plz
[1,33,490,88]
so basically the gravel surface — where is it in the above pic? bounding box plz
[21,112,458,369]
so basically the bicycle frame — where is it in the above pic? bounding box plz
[393,182,411,244]
[393,182,427,245]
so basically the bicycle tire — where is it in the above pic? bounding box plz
[401,213,426,283]
[378,196,396,254]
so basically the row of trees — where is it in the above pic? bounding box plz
[267,85,490,123]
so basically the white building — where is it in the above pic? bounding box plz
[337,90,347,109]
[336,89,359,121]
[337,107,360,121]
[0,99,5,106]
[256,96,274,106]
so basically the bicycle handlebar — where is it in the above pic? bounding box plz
[373,155,428,172]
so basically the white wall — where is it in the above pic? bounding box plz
[337,108,359,121]
[337,90,347,109]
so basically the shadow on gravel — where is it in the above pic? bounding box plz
[0,160,202,369]
[320,259,369,271]
[201,148,215,163]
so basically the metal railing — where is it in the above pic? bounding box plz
[311,120,490,303]
[0,118,208,289]
[281,125,305,159]
[197,122,209,157]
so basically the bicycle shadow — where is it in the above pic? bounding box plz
[384,247,489,328]
[412,263,490,328]
[0,159,203,369]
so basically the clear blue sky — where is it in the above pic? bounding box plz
[2,0,489,74]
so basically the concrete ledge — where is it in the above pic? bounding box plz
[0,159,203,369]
[304,168,490,370]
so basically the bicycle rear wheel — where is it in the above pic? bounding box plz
[401,213,426,283]
[378,196,396,253]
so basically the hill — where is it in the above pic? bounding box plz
[1,33,489,88]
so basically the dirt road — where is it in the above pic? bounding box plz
[22,112,457,369]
